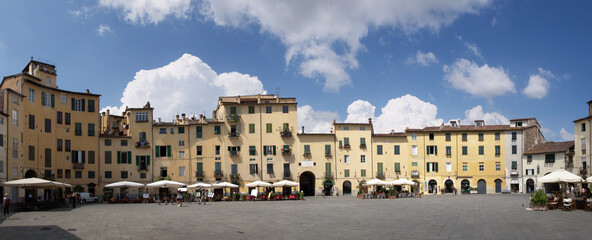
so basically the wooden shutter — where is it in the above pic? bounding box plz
[81,99,85,111]
[51,94,55,108]
[263,146,267,156]
[155,145,160,157]
[435,163,439,172]
[147,156,150,165]
[41,92,46,106]
[435,146,438,155]
[71,98,75,110]
[117,151,121,164]
[127,151,132,164]
[72,151,76,163]
[136,155,140,165]
[81,151,85,163]
[272,145,276,155]
[166,146,171,157]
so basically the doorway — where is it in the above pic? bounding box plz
[343,180,352,195]
[494,179,502,193]
[299,171,315,196]
[444,179,454,193]
[428,180,438,194]
[477,179,486,194]
[461,180,470,194]
[323,180,334,196]
[526,179,535,193]
[24,170,38,202]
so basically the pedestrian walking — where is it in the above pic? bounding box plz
[3,193,10,218]
[177,193,183,207]
[72,193,77,209]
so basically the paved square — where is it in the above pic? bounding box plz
[1,194,591,239]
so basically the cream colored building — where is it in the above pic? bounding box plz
[522,141,574,192]
[572,100,592,178]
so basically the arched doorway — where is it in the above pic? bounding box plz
[343,180,352,195]
[25,169,37,178]
[24,170,38,202]
[461,180,470,194]
[477,179,486,194]
[299,171,315,196]
[494,179,502,193]
[323,180,334,196]
[428,179,438,194]
[526,179,535,193]
[412,180,420,193]
[444,179,454,193]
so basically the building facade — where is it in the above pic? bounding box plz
[572,100,592,178]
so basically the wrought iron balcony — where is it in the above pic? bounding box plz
[581,169,588,176]
[230,174,240,180]
[324,172,334,179]
[411,173,420,179]
[343,144,350,149]
[281,130,292,138]
[195,171,204,177]
[230,150,238,156]
[135,141,150,148]
[376,172,385,179]
[73,163,84,169]
[229,132,239,138]
[138,165,148,171]
[510,171,519,177]
[226,114,240,122]
[303,152,311,157]
[214,170,224,178]
[282,148,291,155]
[283,172,292,180]
[325,152,332,157]
[359,144,366,148]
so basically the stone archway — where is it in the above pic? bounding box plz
[494,179,502,193]
[343,180,352,195]
[428,179,438,194]
[25,169,37,178]
[461,180,470,194]
[526,179,535,193]
[477,179,487,194]
[24,170,38,202]
[444,179,454,193]
[299,171,315,196]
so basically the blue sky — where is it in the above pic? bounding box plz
[0,0,591,140]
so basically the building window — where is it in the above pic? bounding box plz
[73,98,83,111]
[344,169,350,177]
[511,132,517,142]
[445,133,451,141]
[429,133,434,141]
[179,151,185,158]
[57,139,63,151]
[462,146,467,155]
[60,94,67,104]
[495,132,500,141]
[264,145,275,155]
[121,140,128,146]
[581,138,586,154]
[427,146,437,155]
[178,127,185,134]
[178,140,185,146]
[249,124,255,133]
[411,133,417,141]
[478,146,484,155]
[250,164,258,174]
[29,88,34,102]
[214,126,221,134]
[170,128,174,134]
[266,123,272,133]
[446,146,451,156]
[545,154,556,163]
[478,133,484,141]
[104,139,111,146]
[412,162,418,167]
[446,162,452,172]
[394,163,401,173]
[121,171,128,179]
[56,112,62,124]
[41,92,53,107]
[282,106,289,113]
[179,166,185,177]
[360,155,366,163]
[377,145,383,155]
[29,114,35,130]
[215,146,220,155]
[495,145,501,156]
[135,112,149,122]
[75,171,82,179]
[28,145,35,161]
[12,138,18,158]
[65,140,71,152]
[411,145,417,156]
[360,137,366,147]
[63,169,70,178]
[88,99,95,112]
[105,151,112,164]
[45,118,51,133]
[361,169,366,177]
[527,155,532,162]
[479,163,484,171]
[343,126,349,130]
[159,128,166,134]
[104,171,111,178]
[511,161,517,170]
[497,163,502,171]
[156,145,170,157]
[394,145,400,155]
[462,164,467,171]
[344,155,350,164]
[75,122,82,136]
[88,123,94,136]
[266,163,274,174]
[360,126,365,130]
[88,171,95,179]
[426,162,438,172]
[65,112,71,125]
[582,123,586,132]
[512,145,517,154]
[462,133,467,141]
[266,106,272,113]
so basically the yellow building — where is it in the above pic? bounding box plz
[1,59,100,199]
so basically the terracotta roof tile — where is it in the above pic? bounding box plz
[524,141,574,155]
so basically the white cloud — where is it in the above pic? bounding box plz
[69,6,94,22]
[461,105,509,125]
[99,0,192,25]
[456,35,483,58]
[345,100,375,123]
[491,17,497,26]
[407,50,439,66]
[523,74,550,99]
[101,53,266,119]
[297,105,339,133]
[560,128,574,141]
[199,0,492,92]
[443,58,515,98]
[97,24,113,36]
[541,127,557,140]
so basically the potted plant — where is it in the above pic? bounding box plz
[530,190,548,211]
[298,191,304,200]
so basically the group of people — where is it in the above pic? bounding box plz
[65,193,80,208]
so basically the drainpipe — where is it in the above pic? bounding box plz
[259,104,263,181]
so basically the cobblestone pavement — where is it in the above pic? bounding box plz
[0,194,591,240]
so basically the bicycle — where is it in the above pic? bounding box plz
[156,197,169,206]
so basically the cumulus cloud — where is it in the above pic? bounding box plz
[101,53,266,119]
[297,105,340,133]
[99,0,192,25]
[560,128,574,141]
[407,51,439,66]
[523,68,553,99]
[97,24,113,36]
[443,58,515,98]
[456,35,483,58]
[345,100,375,123]
[461,105,509,125]
[199,0,492,92]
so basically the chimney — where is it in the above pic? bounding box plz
[144,101,151,108]
[302,126,305,134]
[475,120,485,127]
[368,118,372,124]
[333,120,336,124]
[158,118,161,123]
[450,120,457,127]
[86,89,90,94]
[106,109,110,116]
[182,113,186,120]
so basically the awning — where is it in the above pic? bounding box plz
[510,179,520,184]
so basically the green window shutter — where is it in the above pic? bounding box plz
[236,124,241,133]
[395,163,400,172]
[263,146,267,156]
[72,151,76,163]
[325,145,330,154]
[81,99,85,111]
[41,92,46,106]
[197,162,203,172]
[325,162,331,173]
[215,162,221,171]
[147,156,150,165]
[273,145,276,155]
[136,155,140,165]
[51,94,55,108]
[71,98,75,110]
[435,163,439,172]
[155,145,160,157]
[117,151,121,164]
[128,151,132,164]
[427,146,429,154]
[166,146,171,157]
[196,126,202,138]
[377,162,383,172]
[81,151,86,163]
[228,146,231,151]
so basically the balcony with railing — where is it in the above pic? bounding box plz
[283,171,292,180]
[343,144,351,149]
[376,171,385,179]
[195,171,204,178]
[281,130,292,138]
[229,132,239,138]
[73,163,84,169]
[135,140,150,148]
[510,171,519,177]
[282,147,292,155]
[324,172,334,179]
[581,169,588,176]
[214,170,224,178]
[230,174,240,181]
[303,151,311,157]
[230,150,239,156]
[359,143,366,148]
[138,165,148,171]
[411,172,420,178]
[226,114,240,122]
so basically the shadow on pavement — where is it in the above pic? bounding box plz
[0,225,81,240]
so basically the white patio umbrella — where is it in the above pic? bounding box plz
[146,180,186,188]
[365,178,388,186]
[587,177,592,183]
[187,182,212,189]
[272,180,299,187]
[392,178,415,186]
[4,177,59,188]
[212,181,239,189]
[104,181,145,188]
[538,169,583,183]
[246,180,272,188]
